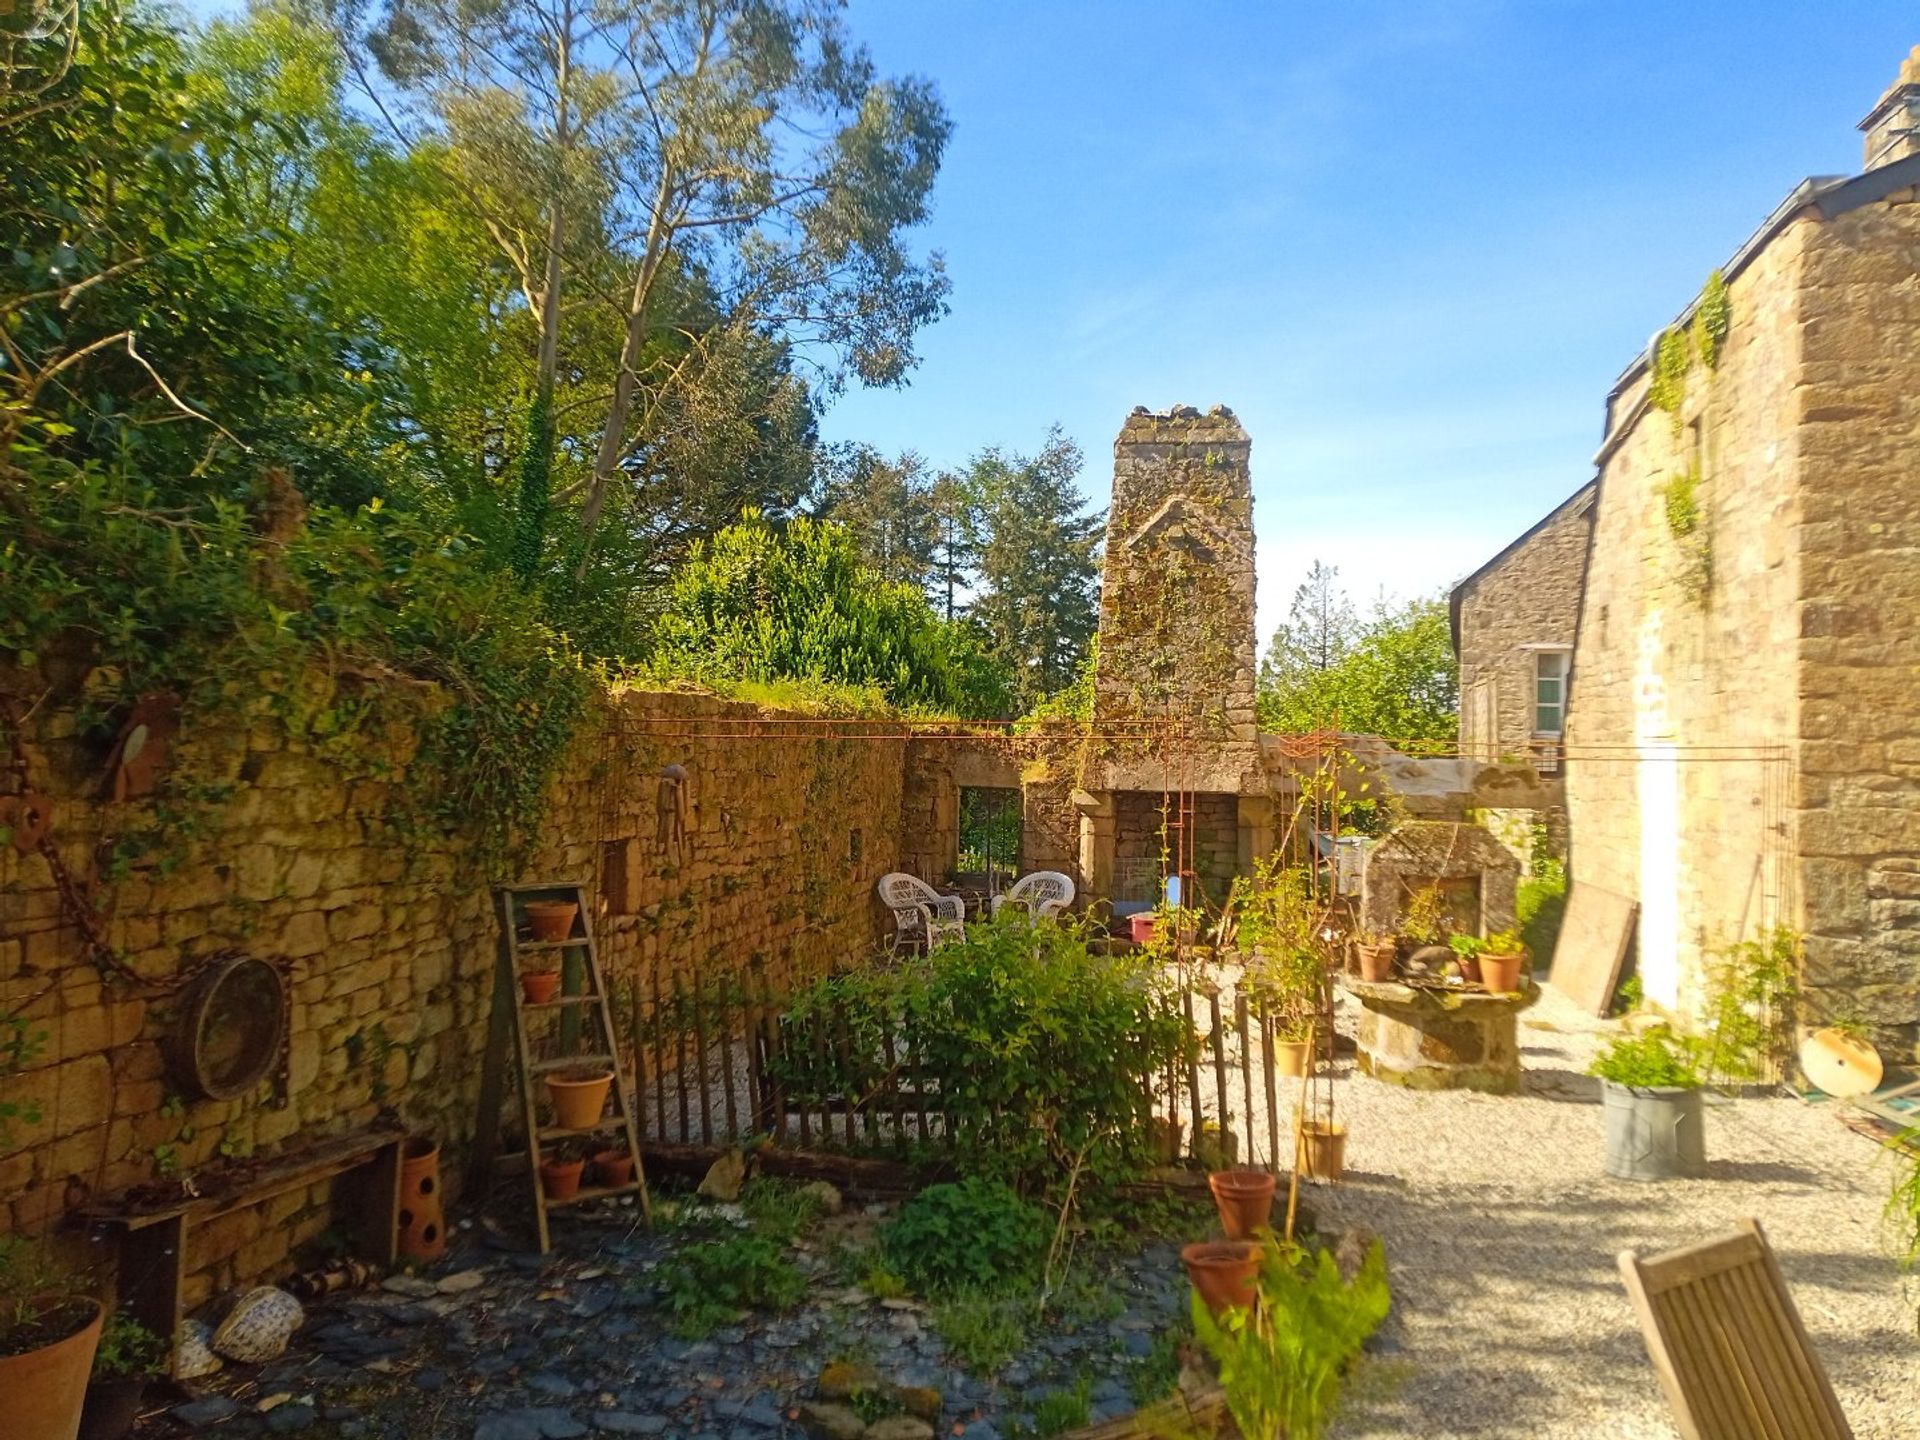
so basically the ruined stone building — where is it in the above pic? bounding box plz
[1472,48,1920,1054]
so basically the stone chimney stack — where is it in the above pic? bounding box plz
[1861,45,1920,170]
[1091,405,1257,740]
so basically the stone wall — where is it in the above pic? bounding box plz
[1454,483,1594,762]
[1566,212,1807,1018]
[1792,189,1920,1052]
[0,684,905,1302]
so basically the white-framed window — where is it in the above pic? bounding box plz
[1531,648,1570,736]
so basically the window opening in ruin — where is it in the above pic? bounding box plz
[957,786,1021,888]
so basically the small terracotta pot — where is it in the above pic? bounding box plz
[1207,1168,1276,1240]
[547,1070,614,1129]
[1479,951,1526,992]
[78,1374,147,1440]
[540,1157,585,1202]
[1302,1120,1347,1182]
[1356,941,1396,983]
[1455,953,1482,985]
[525,900,578,943]
[0,1297,103,1440]
[1275,1038,1312,1077]
[1181,1240,1262,1315]
[521,970,562,1004]
[593,1149,635,1186]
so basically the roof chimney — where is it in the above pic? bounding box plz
[1861,45,1920,170]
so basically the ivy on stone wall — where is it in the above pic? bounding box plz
[1648,269,1733,437]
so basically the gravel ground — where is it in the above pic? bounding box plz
[1314,985,1920,1439]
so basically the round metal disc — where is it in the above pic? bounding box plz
[1800,1027,1882,1099]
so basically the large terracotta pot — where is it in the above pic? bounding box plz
[547,1070,614,1129]
[1207,1169,1276,1240]
[1181,1241,1262,1315]
[1,1298,104,1440]
[1479,950,1526,993]
[399,1137,447,1261]
[1302,1120,1347,1182]
[525,900,578,943]
[1356,942,1396,983]
[1275,1038,1312,1077]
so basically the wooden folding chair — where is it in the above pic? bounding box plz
[1617,1217,1853,1440]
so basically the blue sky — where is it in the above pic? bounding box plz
[820,1,1917,640]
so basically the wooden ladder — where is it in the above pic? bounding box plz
[488,881,650,1252]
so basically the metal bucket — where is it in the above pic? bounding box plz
[1602,1081,1706,1180]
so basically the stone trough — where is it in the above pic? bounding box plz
[1344,976,1540,1094]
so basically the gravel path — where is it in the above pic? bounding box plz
[1316,985,1920,1439]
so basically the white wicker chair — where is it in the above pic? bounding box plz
[877,872,966,952]
[990,870,1075,924]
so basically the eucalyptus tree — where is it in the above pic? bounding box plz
[338,0,952,586]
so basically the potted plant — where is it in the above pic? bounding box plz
[1398,882,1450,960]
[520,969,562,1004]
[1180,1240,1262,1315]
[540,1144,587,1201]
[524,898,579,943]
[1170,1234,1392,1440]
[1353,930,1396,983]
[1447,934,1487,985]
[592,1148,636,1187]
[1590,1027,1707,1180]
[546,1067,614,1129]
[1207,1168,1276,1240]
[1477,929,1528,993]
[0,1237,105,1440]
[78,1311,163,1440]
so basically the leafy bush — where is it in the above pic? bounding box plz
[93,1311,165,1378]
[1029,1377,1093,1436]
[884,1179,1049,1296]
[932,1291,1032,1374]
[655,1234,806,1338]
[1700,927,1798,1085]
[1590,1028,1703,1089]
[652,510,1011,717]
[1180,1238,1391,1440]
[1517,856,1567,967]
[772,915,1193,1189]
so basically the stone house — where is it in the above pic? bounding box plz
[1501,48,1920,1054]
[1450,480,1596,771]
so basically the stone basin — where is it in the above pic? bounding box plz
[1342,975,1541,1094]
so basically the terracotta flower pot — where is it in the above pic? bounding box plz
[0,1297,103,1440]
[1479,951,1526,993]
[520,971,562,1004]
[1181,1241,1262,1315]
[1356,942,1396,983]
[1275,1038,1312,1077]
[78,1374,147,1440]
[1207,1168,1276,1240]
[547,1070,614,1129]
[525,900,578,943]
[592,1149,635,1187]
[540,1157,585,1202]
[399,1137,447,1261]
[1302,1120,1347,1182]
[1455,953,1482,985]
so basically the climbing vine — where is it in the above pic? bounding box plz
[1647,269,1733,436]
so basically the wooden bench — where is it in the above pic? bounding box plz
[82,1127,404,1373]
